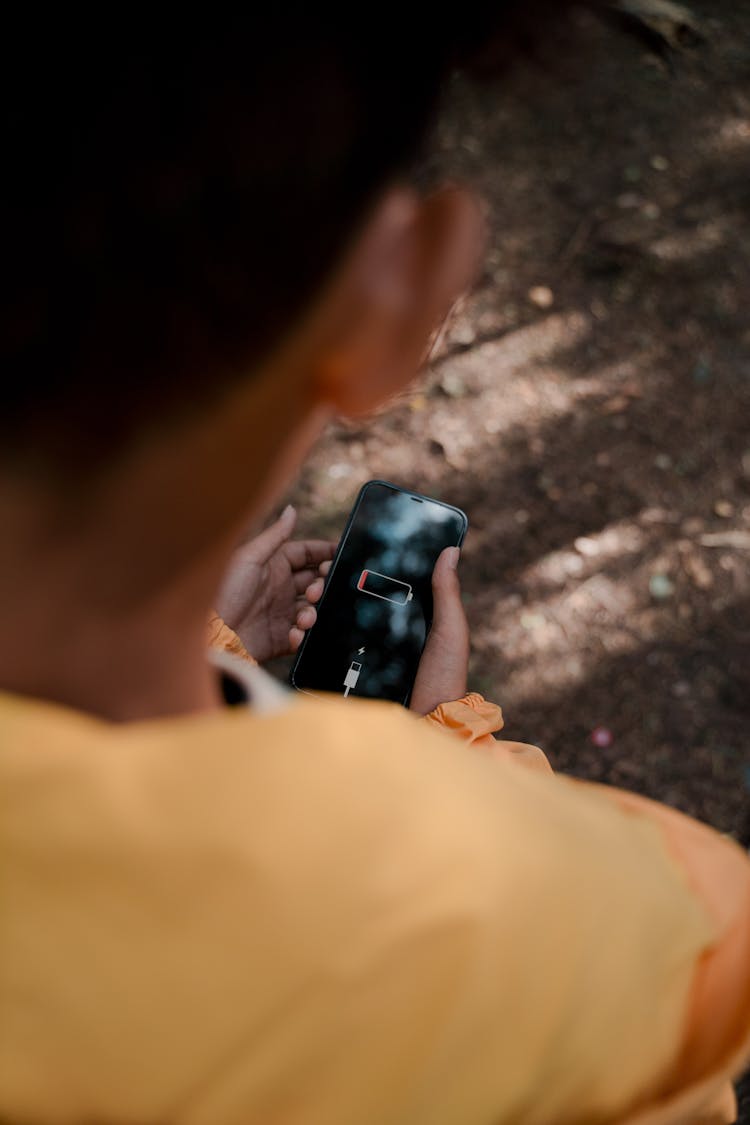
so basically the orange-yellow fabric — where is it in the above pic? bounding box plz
[208,615,551,773]
[2,685,748,1124]
[207,612,257,664]
[424,692,553,773]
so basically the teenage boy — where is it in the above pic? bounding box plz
[1,12,748,1124]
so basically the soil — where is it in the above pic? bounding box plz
[280,5,750,1106]
[286,0,750,838]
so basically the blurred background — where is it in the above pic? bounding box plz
[282,0,749,846]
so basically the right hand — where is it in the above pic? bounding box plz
[296,546,470,715]
[409,547,469,715]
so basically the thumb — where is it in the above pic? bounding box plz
[410,547,469,715]
[431,546,466,637]
[246,504,297,563]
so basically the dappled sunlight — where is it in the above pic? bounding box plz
[288,2,750,846]
[709,114,750,152]
[649,219,728,262]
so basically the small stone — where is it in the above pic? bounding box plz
[650,154,670,171]
[460,136,481,156]
[713,499,734,518]
[683,554,714,590]
[591,726,614,749]
[563,553,585,576]
[601,394,630,415]
[514,509,530,525]
[692,357,712,385]
[617,192,642,209]
[449,321,476,347]
[642,202,661,220]
[700,531,750,549]
[641,507,672,525]
[672,680,691,698]
[649,573,676,600]
[624,165,642,183]
[528,285,554,310]
[439,372,467,398]
[654,453,673,470]
[520,611,546,632]
[575,535,601,557]
[327,462,352,480]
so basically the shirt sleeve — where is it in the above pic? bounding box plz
[424,692,553,773]
[206,612,256,664]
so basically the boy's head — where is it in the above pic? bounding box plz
[3,5,578,494]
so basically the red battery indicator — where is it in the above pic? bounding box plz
[357,569,413,605]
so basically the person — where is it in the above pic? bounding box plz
[1,9,749,1124]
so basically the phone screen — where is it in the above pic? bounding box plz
[290,481,467,704]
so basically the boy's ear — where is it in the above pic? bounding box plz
[312,186,483,416]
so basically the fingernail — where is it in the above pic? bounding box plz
[446,546,460,570]
[283,504,295,519]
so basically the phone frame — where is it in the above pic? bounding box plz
[289,479,468,702]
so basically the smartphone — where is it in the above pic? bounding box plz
[290,480,468,705]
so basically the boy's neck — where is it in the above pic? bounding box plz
[0,484,230,722]
[0,609,223,723]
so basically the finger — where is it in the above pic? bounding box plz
[319,559,332,577]
[296,604,317,630]
[243,504,298,564]
[305,576,325,605]
[431,547,468,644]
[293,568,318,595]
[410,547,469,715]
[284,539,338,571]
[289,626,305,653]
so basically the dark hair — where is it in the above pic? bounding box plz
[2,6,578,473]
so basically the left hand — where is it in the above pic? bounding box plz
[217,506,337,664]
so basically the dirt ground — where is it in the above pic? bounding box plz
[286,0,750,844]
[280,5,750,1107]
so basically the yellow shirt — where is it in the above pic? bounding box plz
[0,682,745,1124]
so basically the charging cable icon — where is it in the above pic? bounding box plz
[343,661,362,697]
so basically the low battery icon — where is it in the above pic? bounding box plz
[357,569,413,605]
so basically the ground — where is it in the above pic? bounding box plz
[284,0,750,841]
[279,4,750,1107]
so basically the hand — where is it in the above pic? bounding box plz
[409,547,469,715]
[217,506,336,664]
[293,545,469,713]
[298,546,469,713]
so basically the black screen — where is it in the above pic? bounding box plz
[291,482,467,704]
